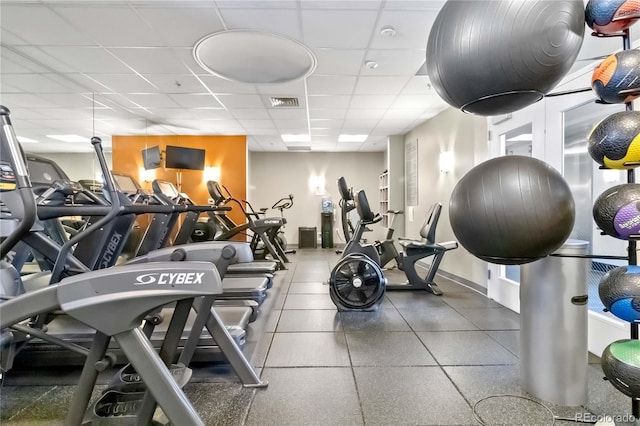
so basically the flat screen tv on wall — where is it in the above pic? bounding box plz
[164,145,205,170]
[141,145,162,170]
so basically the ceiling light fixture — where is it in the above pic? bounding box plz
[338,134,368,143]
[364,61,379,70]
[46,134,90,143]
[380,26,397,37]
[17,136,39,144]
[281,134,311,143]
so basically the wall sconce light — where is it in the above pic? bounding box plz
[439,151,453,173]
[310,174,325,195]
[203,166,221,183]
[139,166,156,183]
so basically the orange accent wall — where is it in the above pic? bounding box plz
[112,135,247,227]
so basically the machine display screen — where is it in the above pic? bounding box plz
[26,157,65,185]
[156,180,179,198]
[113,174,139,194]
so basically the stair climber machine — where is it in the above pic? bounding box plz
[329,178,458,311]
[268,194,296,255]
[0,106,268,425]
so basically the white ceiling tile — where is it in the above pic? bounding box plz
[220,9,302,41]
[134,6,224,47]
[36,94,95,108]
[267,109,307,120]
[302,10,378,48]
[4,108,53,121]
[383,108,425,120]
[275,127,308,134]
[190,108,234,120]
[199,76,259,95]
[307,76,357,95]
[361,50,426,76]
[354,76,411,95]
[0,94,60,109]
[30,108,94,120]
[401,76,432,95]
[370,10,438,49]
[311,128,340,136]
[342,119,379,128]
[274,119,309,129]
[229,109,271,119]
[14,46,132,74]
[143,74,204,93]
[309,109,347,119]
[216,94,265,109]
[334,142,363,151]
[53,5,163,47]
[391,94,441,109]
[33,119,95,130]
[168,94,223,108]
[301,1,382,10]
[3,74,81,94]
[312,49,366,76]
[215,1,298,9]
[108,48,190,74]
[345,109,387,120]
[307,95,351,109]
[82,74,156,93]
[257,80,305,96]
[143,108,195,120]
[126,94,181,108]
[1,28,28,45]
[1,53,49,74]
[349,95,396,109]
[1,5,94,45]
[244,128,280,136]
[238,119,276,129]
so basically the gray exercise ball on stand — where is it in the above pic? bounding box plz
[449,156,575,264]
[426,0,585,115]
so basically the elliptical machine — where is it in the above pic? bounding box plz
[269,194,296,255]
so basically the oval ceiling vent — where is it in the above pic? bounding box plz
[193,30,317,85]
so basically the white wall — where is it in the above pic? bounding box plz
[403,107,489,287]
[249,152,385,245]
[31,152,113,182]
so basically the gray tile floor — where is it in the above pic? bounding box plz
[0,249,636,425]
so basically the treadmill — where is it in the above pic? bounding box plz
[9,155,254,366]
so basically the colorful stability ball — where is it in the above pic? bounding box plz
[449,156,575,265]
[586,0,640,35]
[592,50,640,104]
[588,111,640,169]
[602,339,640,398]
[599,265,640,322]
[426,0,585,116]
[593,184,640,240]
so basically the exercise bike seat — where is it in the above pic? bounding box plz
[399,239,458,252]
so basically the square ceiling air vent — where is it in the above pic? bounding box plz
[270,97,299,107]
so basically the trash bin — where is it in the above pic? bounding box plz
[520,239,589,406]
[298,227,317,249]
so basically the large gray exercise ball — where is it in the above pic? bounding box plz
[449,156,575,264]
[601,339,640,398]
[426,0,585,115]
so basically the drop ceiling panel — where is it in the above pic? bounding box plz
[32,119,95,130]
[400,76,432,95]
[273,119,309,129]
[220,9,302,40]
[1,94,60,109]
[370,11,437,49]
[108,48,190,74]
[142,74,204,93]
[309,109,347,119]
[143,108,195,120]
[307,95,351,109]
[383,108,427,119]
[82,74,156,93]
[302,1,382,10]
[238,119,276,129]
[4,108,53,120]
[342,119,379,129]
[2,74,78,93]
[199,76,259,95]
[384,1,446,11]
[190,108,234,120]
[345,109,387,120]
[216,1,298,9]
[310,49,365,75]
[0,53,49,74]
[267,108,307,120]
[1,5,93,45]
[360,49,426,76]
[36,94,95,108]
[244,127,280,136]
[306,76,357,95]
[31,108,94,120]
[229,109,271,119]
[216,94,265,109]
[391,94,440,109]
[257,80,305,95]
[53,6,163,47]
[302,10,378,48]
[14,46,132,74]
[1,28,28,46]
[133,6,224,47]
[349,95,396,109]
[125,94,181,108]
[168,93,223,108]
[354,76,411,95]
[334,142,363,151]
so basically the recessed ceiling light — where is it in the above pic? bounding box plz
[364,61,379,70]
[339,134,368,143]
[46,134,90,143]
[281,134,311,143]
[17,136,39,143]
[380,26,397,37]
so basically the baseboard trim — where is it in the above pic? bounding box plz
[435,269,487,295]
